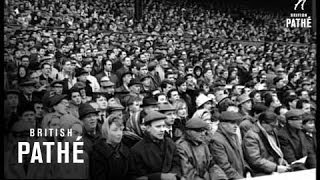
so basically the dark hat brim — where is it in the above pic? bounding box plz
[79,110,100,120]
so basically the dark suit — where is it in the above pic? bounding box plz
[128,133,182,180]
[278,126,316,169]
[90,138,130,180]
[95,71,119,87]
[209,125,249,179]
[116,66,130,80]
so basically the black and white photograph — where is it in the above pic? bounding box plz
[3,0,317,179]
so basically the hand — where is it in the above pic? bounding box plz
[161,173,177,180]
[277,165,289,173]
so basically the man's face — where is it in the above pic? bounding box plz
[139,65,148,75]
[53,84,63,95]
[83,113,98,132]
[289,99,298,109]
[23,85,35,95]
[276,79,285,88]
[301,91,310,100]
[21,111,36,128]
[107,122,124,144]
[7,94,19,107]
[83,64,92,73]
[63,61,72,72]
[123,74,132,84]
[147,120,166,140]
[34,103,44,118]
[120,51,127,59]
[178,82,187,93]
[302,120,315,133]
[160,59,169,69]
[123,57,131,67]
[96,96,108,110]
[253,93,261,103]
[21,57,30,67]
[164,83,173,94]
[142,78,151,87]
[78,73,88,82]
[220,122,238,135]
[167,74,176,83]
[71,92,82,105]
[105,61,113,72]
[204,70,213,79]
[242,100,252,111]
[42,64,51,76]
[170,91,180,102]
[130,84,141,94]
[164,111,176,126]
[234,86,242,95]
[302,103,311,113]
[186,68,193,75]
[54,99,69,115]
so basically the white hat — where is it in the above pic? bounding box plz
[196,94,212,108]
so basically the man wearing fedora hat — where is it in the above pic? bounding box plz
[79,103,102,153]
[278,109,316,170]
[19,80,38,106]
[141,96,159,113]
[128,110,182,180]
[4,89,21,132]
[99,77,116,98]
[159,103,177,139]
[237,94,254,123]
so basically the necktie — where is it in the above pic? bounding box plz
[169,130,172,138]
[100,114,105,124]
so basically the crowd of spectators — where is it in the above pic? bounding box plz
[4,0,317,179]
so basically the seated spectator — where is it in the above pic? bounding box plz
[90,115,130,180]
[128,111,182,179]
[243,112,290,177]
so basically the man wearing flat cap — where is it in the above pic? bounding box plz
[278,109,316,170]
[123,78,144,106]
[41,94,79,129]
[301,113,317,169]
[79,103,102,154]
[209,111,251,179]
[4,120,41,179]
[239,102,268,138]
[128,110,182,180]
[243,112,290,176]
[176,117,227,180]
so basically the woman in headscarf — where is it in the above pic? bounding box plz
[90,114,130,180]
